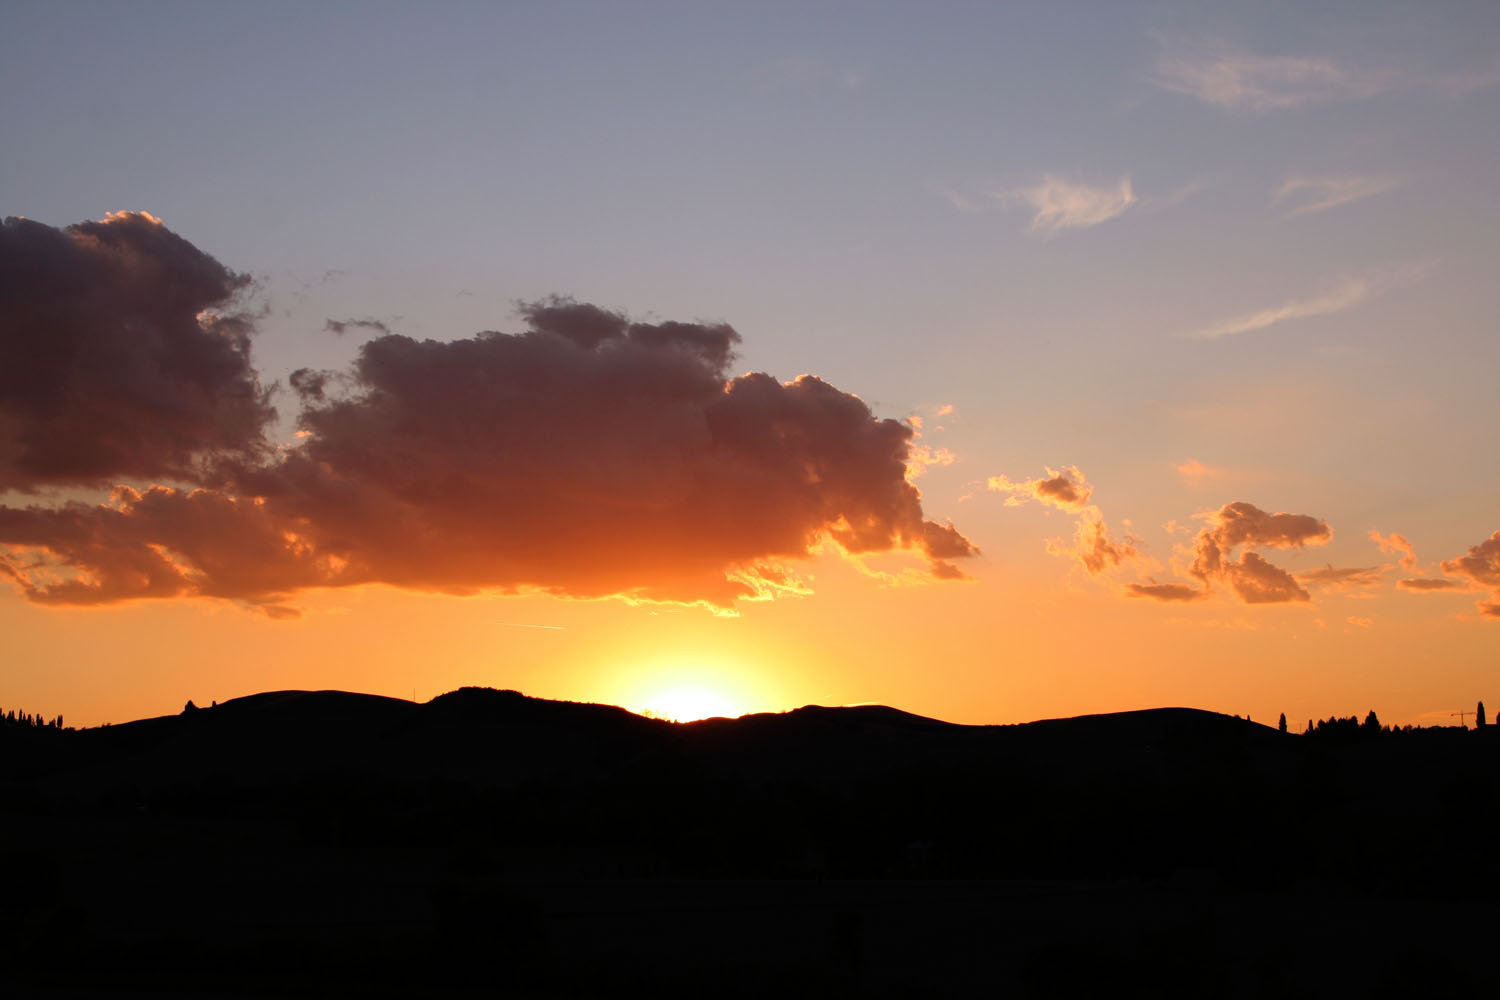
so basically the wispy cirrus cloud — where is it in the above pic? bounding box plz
[1297,564,1387,592]
[1174,459,1221,485]
[1187,276,1371,340]
[1154,38,1395,111]
[1003,176,1136,237]
[1154,35,1500,112]
[1397,577,1469,592]
[1124,581,1205,603]
[1275,175,1398,217]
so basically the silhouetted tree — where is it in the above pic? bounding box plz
[1477,701,1486,729]
[1362,710,1380,735]
[1278,713,1287,734]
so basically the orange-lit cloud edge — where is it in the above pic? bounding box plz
[0,213,975,620]
[987,465,1500,618]
[3,213,1498,630]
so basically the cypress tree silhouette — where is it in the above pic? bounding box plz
[1278,712,1287,734]
[1477,701,1487,729]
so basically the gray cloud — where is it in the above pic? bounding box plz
[0,213,272,491]
[0,230,975,618]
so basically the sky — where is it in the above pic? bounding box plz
[2,1,1498,728]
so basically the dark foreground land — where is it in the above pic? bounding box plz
[3,689,1498,996]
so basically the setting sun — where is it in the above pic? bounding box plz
[636,685,743,722]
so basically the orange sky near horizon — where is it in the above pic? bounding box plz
[4,526,1494,731]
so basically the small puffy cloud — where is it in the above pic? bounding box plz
[1129,500,1331,605]
[1154,40,1392,111]
[1438,530,1500,618]
[0,251,975,616]
[905,444,955,481]
[1275,175,1398,217]
[324,317,391,337]
[1221,550,1311,604]
[1440,530,1500,588]
[1188,276,1370,340]
[1006,176,1135,236]
[1206,501,1331,551]
[0,213,272,491]
[904,406,956,482]
[992,466,1139,576]
[1125,581,1205,603]
[287,368,334,403]
[1369,529,1419,571]
[989,465,1093,512]
[1048,516,1138,576]
[1347,616,1373,628]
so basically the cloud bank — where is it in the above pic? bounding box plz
[0,217,974,616]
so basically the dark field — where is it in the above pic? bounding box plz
[4,689,1497,996]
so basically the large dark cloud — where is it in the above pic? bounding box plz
[0,213,272,490]
[0,225,974,615]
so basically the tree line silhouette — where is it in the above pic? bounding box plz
[0,707,66,730]
[1293,699,1489,743]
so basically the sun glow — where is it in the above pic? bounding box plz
[638,685,743,722]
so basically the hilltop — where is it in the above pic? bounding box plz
[2,688,1497,996]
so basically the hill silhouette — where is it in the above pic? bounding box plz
[2,688,1497,996]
